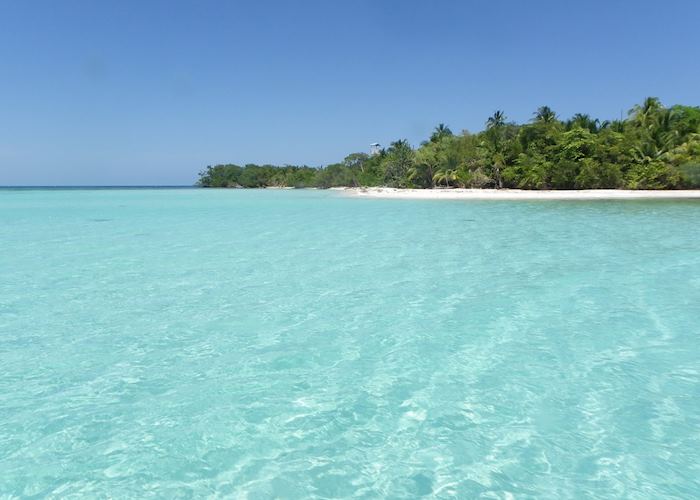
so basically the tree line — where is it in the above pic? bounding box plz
[197,98,700,190]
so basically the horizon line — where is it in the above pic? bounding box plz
[0,185,197,188]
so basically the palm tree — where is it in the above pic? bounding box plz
[491,151,506,189]
[482,111,509,188]
[608,119,625,133]
[433,168,457,187]
[384,139,414,187]
[631,141,664,164]
[567,113,600,133]
[430,123,453,143]
[647,108,680,153]
[407,165,422,186]
[486,110,506,130]
[484,110,506,151]
[533,106,557,124]
[629,97,663,129]
[389,139,410,150]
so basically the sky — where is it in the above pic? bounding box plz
[0,0,699,185]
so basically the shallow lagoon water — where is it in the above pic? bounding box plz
[1,188,699,497]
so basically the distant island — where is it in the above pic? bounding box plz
[197,98,700,190]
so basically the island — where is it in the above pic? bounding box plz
[197,98,700,191]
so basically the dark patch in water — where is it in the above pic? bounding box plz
[91,218,113,223]
[410,473,434,496]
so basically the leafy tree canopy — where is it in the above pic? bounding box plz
[197,98,700,190]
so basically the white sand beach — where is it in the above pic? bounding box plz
[339,187,700,200]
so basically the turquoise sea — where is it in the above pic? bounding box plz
[1,188,699,498]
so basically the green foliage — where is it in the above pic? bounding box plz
[565,113,601,133]
[315,163,355,188]
[626,162,682,189]
[679,163,700,187]
[197,164,319,188]
[382,140,415,188]
[504,150,551,189]
[575,159,623,189]
[534,106,557,124]
[197,164,243,187]
[197,99,700,190]
[429,123,453,143]
[411,136,460,187]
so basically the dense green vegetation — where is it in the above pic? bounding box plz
[197,98,700,189]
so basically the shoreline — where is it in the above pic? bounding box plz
[337,187,700,200]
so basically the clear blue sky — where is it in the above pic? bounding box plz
[1,0,699,185]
